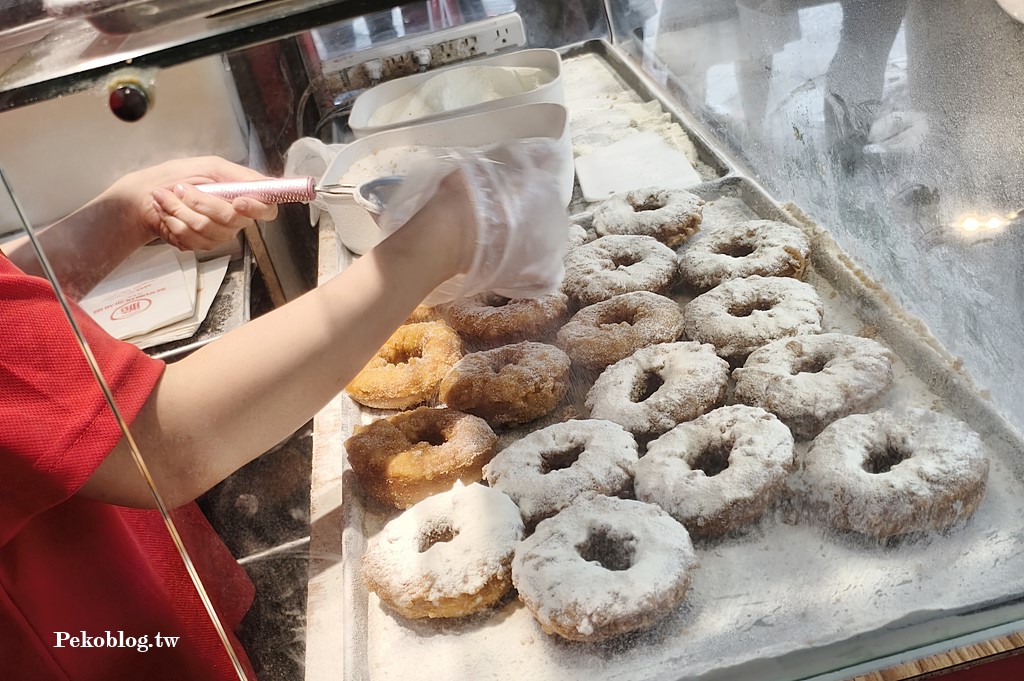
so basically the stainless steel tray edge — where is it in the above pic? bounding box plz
[558,39,737,183]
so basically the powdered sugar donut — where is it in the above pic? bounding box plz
[512,494,698,642]
[556,291,684,372]
[682,276,824,361]
[439,341,570,428]
[585,341,729,436]
[442,292,569,349]
[593,187,704,247]
[678,219,810,290]
[801,408,989,540]
[483,419,638,526]
[562,235,679,307]
[636,405,795,538]
[733,333,896,438]
[362,481,525,619]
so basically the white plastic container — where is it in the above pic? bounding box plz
[321,102,573,255]
[348,48,564,138]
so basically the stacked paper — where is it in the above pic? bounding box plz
[80,243,230,350]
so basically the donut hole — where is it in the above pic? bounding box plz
[597,306,638,327]
[540,444,585,474]
[417,520,459,552]
[610,253,642,269]
[863,443,912,474]
[630,370,665,403]
[383,342,423,366]
[691,441,733,477]
[411,424,448,447]
[791,353,831,375]
[576,526,637,571]
[728,299,776,317]
[486,349,521,373]
[483,294,512,308]
[631,197,665,212]
[714,241,757,258]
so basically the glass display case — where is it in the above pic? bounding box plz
[4,1,1024,680]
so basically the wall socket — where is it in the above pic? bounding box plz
[320,13,527,90]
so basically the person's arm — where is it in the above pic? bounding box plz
[79,172,476,509]
[5,156,277,299]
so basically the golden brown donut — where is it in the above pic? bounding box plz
[442,292,569,349]
[405,305,442,324]
[344,406,497,509]
[346,321,462,409]
[439,341,571,428]
[556,291,684,372]
[362,482,524,619]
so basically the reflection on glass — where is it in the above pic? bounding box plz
[641,0,1024,434]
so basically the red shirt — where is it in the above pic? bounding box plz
[0,254,255,680]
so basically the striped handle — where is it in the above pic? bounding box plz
[195,177,317,204]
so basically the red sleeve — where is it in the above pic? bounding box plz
[0,256,165,545]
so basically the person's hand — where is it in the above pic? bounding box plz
[378,138,570,305]
[105,156,279,251]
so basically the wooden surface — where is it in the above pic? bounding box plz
[850,632,1024,680]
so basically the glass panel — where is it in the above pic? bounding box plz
[601,0,1024,677]
[633,0,1024,437]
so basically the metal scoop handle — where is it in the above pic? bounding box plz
[196,177,317,204]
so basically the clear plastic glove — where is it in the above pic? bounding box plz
[378,137,570,306]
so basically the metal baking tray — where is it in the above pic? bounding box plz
[305,44,1024,681]
[558,39,736,185]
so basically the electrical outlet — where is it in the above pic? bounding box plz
[320,13,527,81]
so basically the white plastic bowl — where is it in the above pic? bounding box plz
[349,48,564,138]
[320,102,573,255]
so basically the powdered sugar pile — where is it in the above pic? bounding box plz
[561,53,715,181]
[367,66,552,127]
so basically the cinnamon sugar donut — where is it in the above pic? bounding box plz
[512,494,698,642]
[593,187,704,247]
[682,276,824,361]
[557,291,684,372]
[405,305,442,323]
[345,406,497,509]
[678,219,810,291]
[346,321,462,409]
[562,235,679,307]
[801,408,990,540]
[733,333,896,438]
[439,341,571,428]
[585,341,729,437]
[636,405,796,538]
[362,482,524,619]
[483,419,638,526]
[442,292,569,349]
